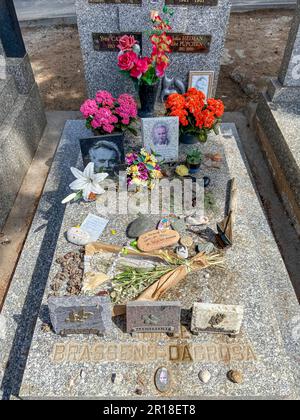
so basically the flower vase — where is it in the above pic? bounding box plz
[138,81,160,118]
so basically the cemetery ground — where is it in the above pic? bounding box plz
[21,9,294,111]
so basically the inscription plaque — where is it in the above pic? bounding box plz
[89,0,141,4]
[93,33,142,52]
[126,301,181,334]
[48,296,112,336]
[171,34,211,54]
[165,0,218,5]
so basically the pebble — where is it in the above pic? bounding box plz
[199,370,211,384]
[135,388,143,396]
[80,370,86,380]
[41,323,51,333]
[203,176,211,188]
[67,227,92,246]
[175,245,189,259]
[227,370,244,384]
[127,215,158,238]
[155,367,171,393]
[180,236,194,248]
[196,242,215,254]
[204,273,210,279]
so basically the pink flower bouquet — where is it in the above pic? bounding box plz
[80,90,138,135]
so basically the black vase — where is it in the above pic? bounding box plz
[138,81,160,118]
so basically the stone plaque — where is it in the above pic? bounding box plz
[137,229,180,252]
[89,0,141,3]
[48,296,112,336]
[171,34,211,54]
[93,33,142,52]
[126,301,181,334]
[191,303,244,336]
[166,0,218,5]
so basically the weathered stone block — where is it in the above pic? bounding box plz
[191,302,244,335]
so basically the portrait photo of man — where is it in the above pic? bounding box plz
[189,71,214,99]
[152,123,170,146]
[80,134,124,173]
[142,117,179,163]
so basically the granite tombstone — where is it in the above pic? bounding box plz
[48,296,112,336]
[75,0,231,98]
[126,301,181,333]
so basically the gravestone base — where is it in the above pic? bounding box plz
[0,82,46,228]
[267,78,300,105]
[8,120,299,400]
[255,93,300,235]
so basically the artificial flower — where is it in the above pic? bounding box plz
[175,165,189,177]
[117,35,138,52]
[69,162,109,201]
[118,51,138,71]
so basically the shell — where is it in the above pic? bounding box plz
[175,245,189,259]
[199,370,211,384]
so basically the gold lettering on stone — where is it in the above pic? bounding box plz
[51,342,257,364]
[52,344,66,362]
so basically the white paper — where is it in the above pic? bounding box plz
[80,214,109,242]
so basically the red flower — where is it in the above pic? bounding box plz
[117,35,138,52]
[130,57,150,78]
[118,51,138,71]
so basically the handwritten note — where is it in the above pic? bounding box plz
[81,214,109,242]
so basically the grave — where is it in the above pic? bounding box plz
[256,0,300,235]
[0,120,296,399]
[0,0,46,228]
[75,0,231,97]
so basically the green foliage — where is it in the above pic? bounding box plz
[186,149,203,165]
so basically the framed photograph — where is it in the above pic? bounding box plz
[188,71,214,98]
[141,117,179,163]
[79,133,125,172]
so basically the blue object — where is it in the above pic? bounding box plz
[0,0,26,58]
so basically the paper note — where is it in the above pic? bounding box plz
[81,214,109,242]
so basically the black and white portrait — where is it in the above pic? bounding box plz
[79,134,125,172]
[142,117,179,162]
[188,71,214,99]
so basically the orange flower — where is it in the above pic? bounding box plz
[207,98,224,118]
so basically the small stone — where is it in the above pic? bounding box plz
[155,367,171,393]
[196,242,215,255]
[80,370,86,380]
[175,245,189,259]
[227,370,244,384]
[203,176,211,188]
[135,388,143,395]
[199,370,211,384]
[204,273,210,279]
[127,216,158,238]
[180,236,194,248]
[41,323,51,333]
[67,227,92,246]
[157,218,172,230]
[111,373,116,383]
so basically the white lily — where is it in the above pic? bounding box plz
[69,162,109,201]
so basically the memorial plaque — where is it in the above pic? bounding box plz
[126,301,181,334]
[89,0,141,3]
[171,34,211,54]
[165,0,218,5]
[191,303,244,336]
[93,33,142,52]
[48,296,112,336]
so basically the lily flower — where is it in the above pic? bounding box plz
[67,162,109,202]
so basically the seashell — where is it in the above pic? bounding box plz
[199,370,211,384]
[67,227,92,246]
